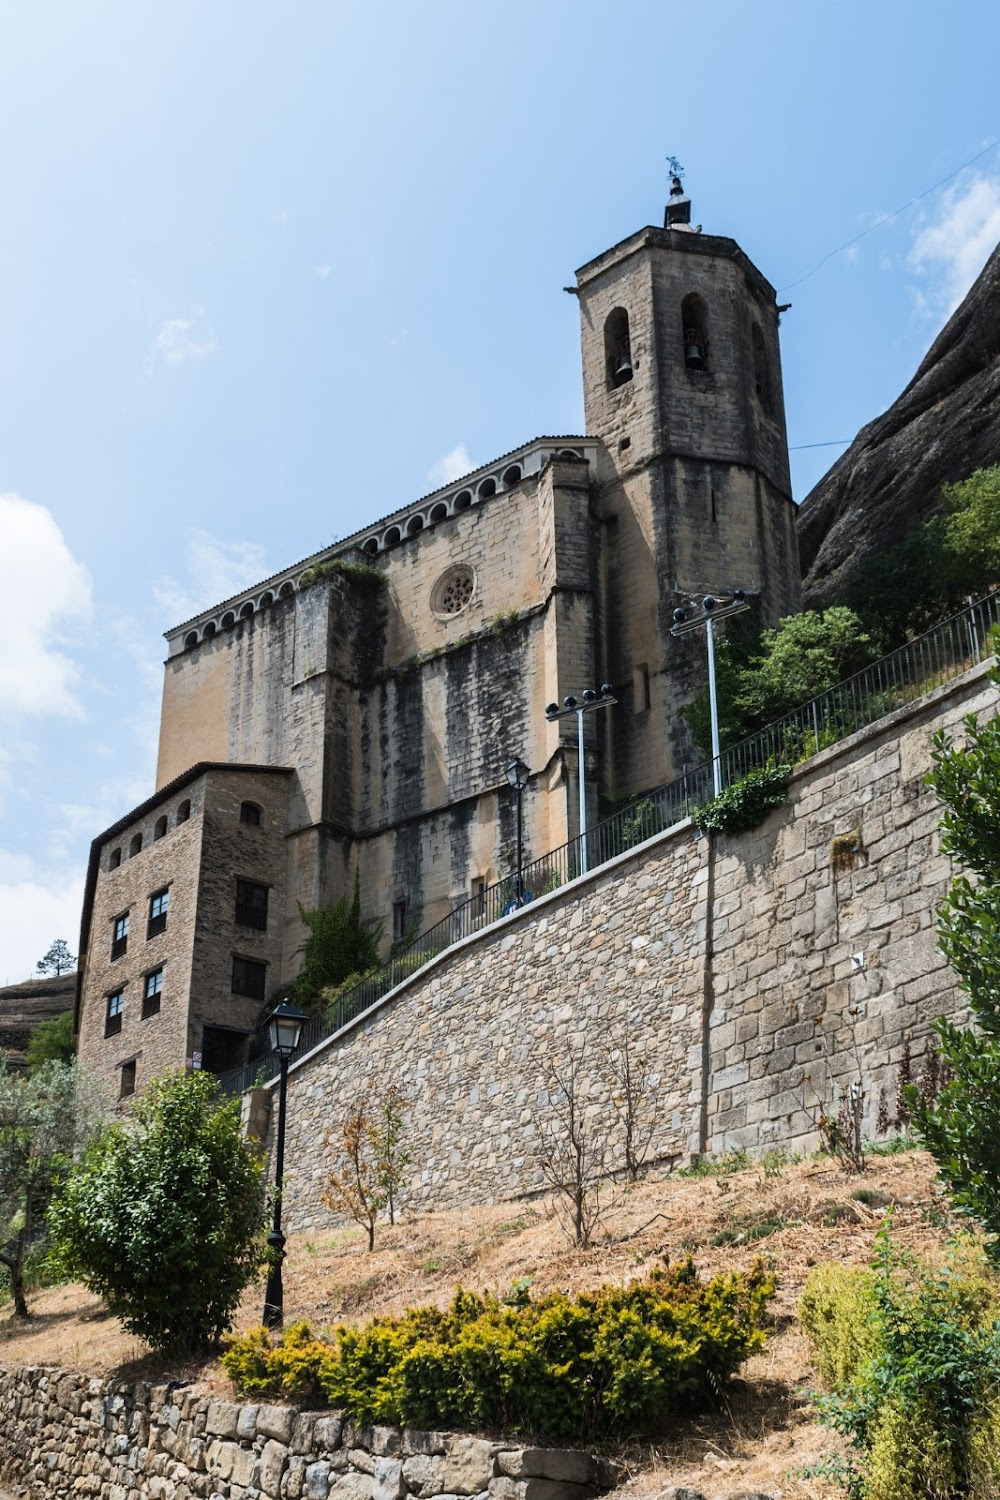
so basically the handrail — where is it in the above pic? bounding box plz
[217,590,1000,1096]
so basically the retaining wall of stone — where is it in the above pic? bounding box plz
[0,1367,613,1500]
[276,663,995,1231]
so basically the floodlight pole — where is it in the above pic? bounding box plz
[671,593,751,798]
[545,685,618,875]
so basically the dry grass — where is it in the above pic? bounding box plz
[0,1146,955,1497]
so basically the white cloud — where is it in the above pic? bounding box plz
[0,494,92,719]
[146,307,219,371]
[427,443,473,487]
[154,529,269,624]
[0,865,84,985]
[316,264,332,279]
[909,171,1000,317]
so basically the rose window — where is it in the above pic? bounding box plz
[433,566,475,616]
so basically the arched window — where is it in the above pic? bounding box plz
[184,631,198,650]
[501,465,522,489]
[176,800,191,825]
[129,833,143,858]
[239,802,262,827]
[604,308,633,388]
[681,294,709,370]
[477,478,497,500]
[278,580,295,597]
[109,847,122,870]
[154,815,168,841]
[752,323,773,414]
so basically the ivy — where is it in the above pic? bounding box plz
[695,764,792,836]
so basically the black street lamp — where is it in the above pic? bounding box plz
[262,997,307,1330]
[504,758,531,904]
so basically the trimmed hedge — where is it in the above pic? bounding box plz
[222,1260,775,1443]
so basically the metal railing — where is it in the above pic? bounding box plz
[217,590,1000,1096]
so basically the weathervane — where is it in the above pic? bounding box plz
[666,155,685,182]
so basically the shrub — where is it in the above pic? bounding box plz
[223,1259,775,1443]
[799,1232,1000,1500]
[696,765,791,836]
[294,871,382,1013]
[298,558,385,590]
[48,1070,267,1354]
[798,1263,878,1388]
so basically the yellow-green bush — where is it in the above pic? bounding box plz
[798,1234,1000,1500]
[798,1264,878,1388]
[222,1260,775,1443]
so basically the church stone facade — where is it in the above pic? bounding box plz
[76,180,801,1100]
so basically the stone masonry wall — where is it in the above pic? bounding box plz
[0,1367,613,1500]
[277,662,996,1232]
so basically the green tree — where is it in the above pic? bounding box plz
[48,1070,266,1353]
[26,1011,75,1071]
[941,463,1000,595]
[839,465,1000,652]
[915,661,1000,1259]
[0,1058,104,1316]
[35,939,76,977]
[294,870,382,1011]
[682,607,872,760]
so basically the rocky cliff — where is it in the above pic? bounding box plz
[0,973,75,1069]
[798,239,1000,605]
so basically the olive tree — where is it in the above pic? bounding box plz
[0,1058,105,1316]
[48,1070,267,1353]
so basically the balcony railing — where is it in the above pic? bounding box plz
[217,589,1000,1097]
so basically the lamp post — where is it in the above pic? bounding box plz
[262,997,307,1330]
[504,757,531,905]
[670,592,750,797]
[545,684,617,874]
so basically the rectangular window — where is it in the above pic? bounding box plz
[235,879,269,931]
[147,888,169,939]
[142,967,164,1019]
[111,912,129,961]
[105,989,124,1038]
[231,956,267,1001]
[392,899,407,943]
[471,878,486,917]
[119,1060,136,1098]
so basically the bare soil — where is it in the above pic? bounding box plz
[0,1147,955,1499]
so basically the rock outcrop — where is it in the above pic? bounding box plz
[798,239,1000,605]
[0,973,75,1069]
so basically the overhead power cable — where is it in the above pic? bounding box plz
[788,439,851,451]
[777,137,1000,292]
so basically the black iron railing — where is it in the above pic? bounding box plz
[217,591,1000,1096]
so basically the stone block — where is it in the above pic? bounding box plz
[404,1440,495,1497]
[205,1402,241,1440]
[260,1437,289,1497]
[496,1450,593,1485]
[307,1461,334,1500]
[374,1458,406,1500]
[237,1404,260,1441]
[259,1405,297,1445]
[489,1477,592,1500]
[329,1474,375,1500]
[314,1415,345,1452]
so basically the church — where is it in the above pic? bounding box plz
[75,175,801,1099]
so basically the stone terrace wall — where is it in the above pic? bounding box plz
[0,1367,612,1500]
[278,663,997,1231]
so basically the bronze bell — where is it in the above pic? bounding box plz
[613,352,633,384]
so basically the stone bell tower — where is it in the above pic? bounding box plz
[574,168,801,796]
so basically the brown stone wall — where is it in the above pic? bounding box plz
[0,1368,610,1500]
[275,664,995,1231]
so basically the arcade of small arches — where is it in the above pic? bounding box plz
[174,441,592,654]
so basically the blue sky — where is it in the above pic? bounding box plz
[2,0,1000,982]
